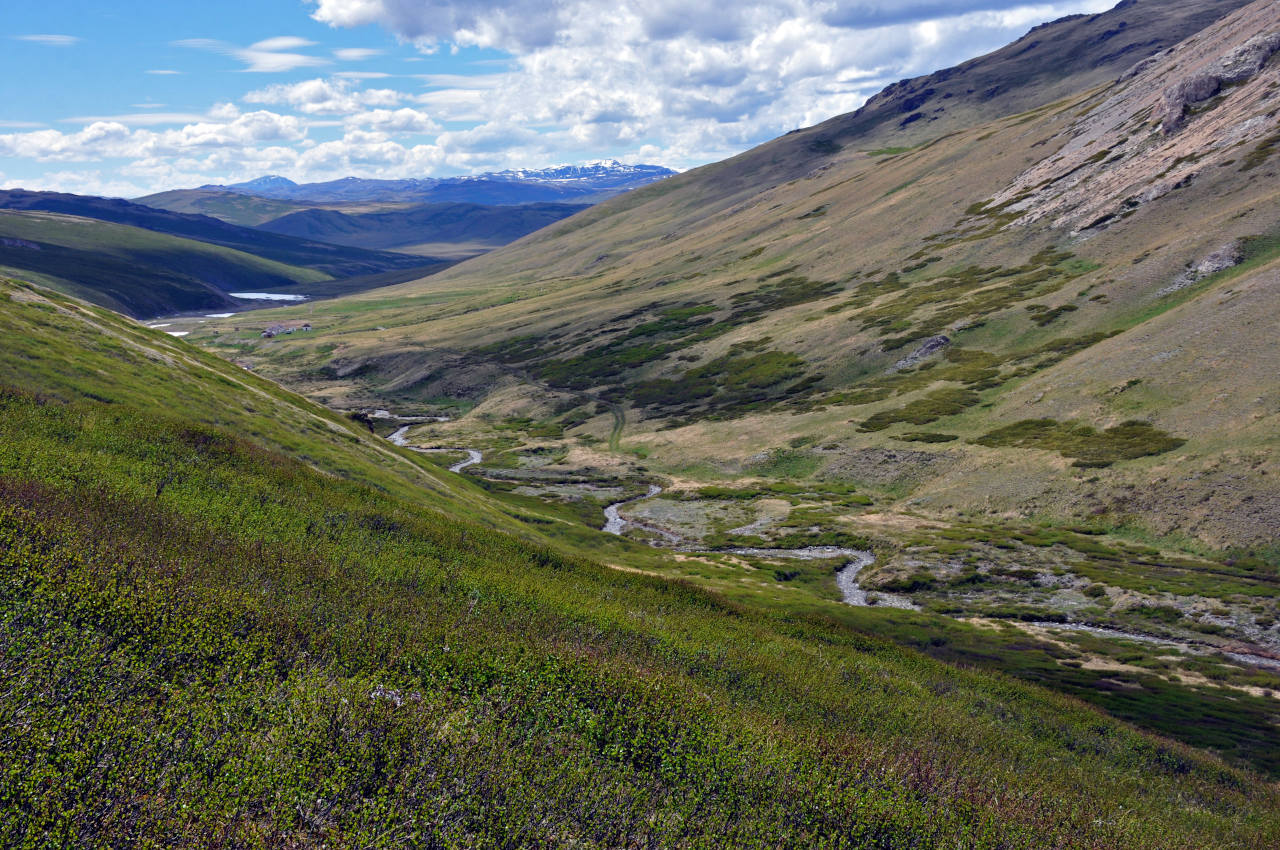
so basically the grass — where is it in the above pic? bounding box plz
[0,210,329,318]
[5,291,1280,845]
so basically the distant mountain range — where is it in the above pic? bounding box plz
[151,161,677,208]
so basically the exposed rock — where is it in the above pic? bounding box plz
[1118,50,1169,81]
[1157,240,1243,294]
[1161,30,1280,132]
[987,3,1280,233]
[819,448,954,488]
[1194,240,1245,276]
[890,335,951,372]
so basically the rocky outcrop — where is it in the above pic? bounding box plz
[890,335,950,372]
[1157,240,1244,294]
[986,0,1280,234]
[1160,30,1280,132]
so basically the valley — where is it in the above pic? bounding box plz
[3,0,1280,844]
[162,0,1280,779]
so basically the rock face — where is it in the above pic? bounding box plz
[1194,240,1245,276]
[1160,30,1280,132]
[987,0,1280,234]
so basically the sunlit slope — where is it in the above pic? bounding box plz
[133,187,311,226]
[2,288,1279,846]
[201,0,1280,546]
[0,277,527,530]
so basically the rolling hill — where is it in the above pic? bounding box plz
[0,189,431,278]
[125,187,310,226]
[0,210,331,317]
[255,201,589,254]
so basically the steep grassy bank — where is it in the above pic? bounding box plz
[2,277,1279,845]
[2,383,1278,847]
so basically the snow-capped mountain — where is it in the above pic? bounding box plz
[200,161,677,205]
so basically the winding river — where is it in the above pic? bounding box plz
[602,485,663,535]
[600,490,915,609]
[387,426,483,473]
[382,430,1280,669]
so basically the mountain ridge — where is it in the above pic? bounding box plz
[185,160,677,206]
[256,201,590,253]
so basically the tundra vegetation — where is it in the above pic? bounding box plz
[1,280,1278,847]
[8,0,1280,841]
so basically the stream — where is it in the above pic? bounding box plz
[387,426,483,473]
[381,433,1280,669]
[601,491,915,609]
[603,485,664,535]
[1022,621,1280,671]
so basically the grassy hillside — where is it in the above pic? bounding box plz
[2,276,1279,846]
[171,0,1280,774]
[0,210,329,318]
[258,201,589,253]
[0,277,520,526]
[0,189,430,279]
[133,187,311,226]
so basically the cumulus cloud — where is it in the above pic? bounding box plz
[243,77,404,114]
[175,37,332,72]
[347,107,440,133]
[307,0,1116,165]
[0,111,306,163]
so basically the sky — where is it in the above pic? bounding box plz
[0,0,1117,197]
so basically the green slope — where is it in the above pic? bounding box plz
[2,275,1278,846]
[134,187,310,226]
[173,0,1280,776]
[0,210,330,318]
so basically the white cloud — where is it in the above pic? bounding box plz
[64,112,208,126]
[347,108,439,133]
[308,0,1118,165]
[0,111,307,164]
[243,77,403,114]
[250,36,318,51]
[175,37,331,73]
[14,34,81,46]
[334,47,384,61]
[146,69,183,75]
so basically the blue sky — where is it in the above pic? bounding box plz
[1,0,1114,196]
